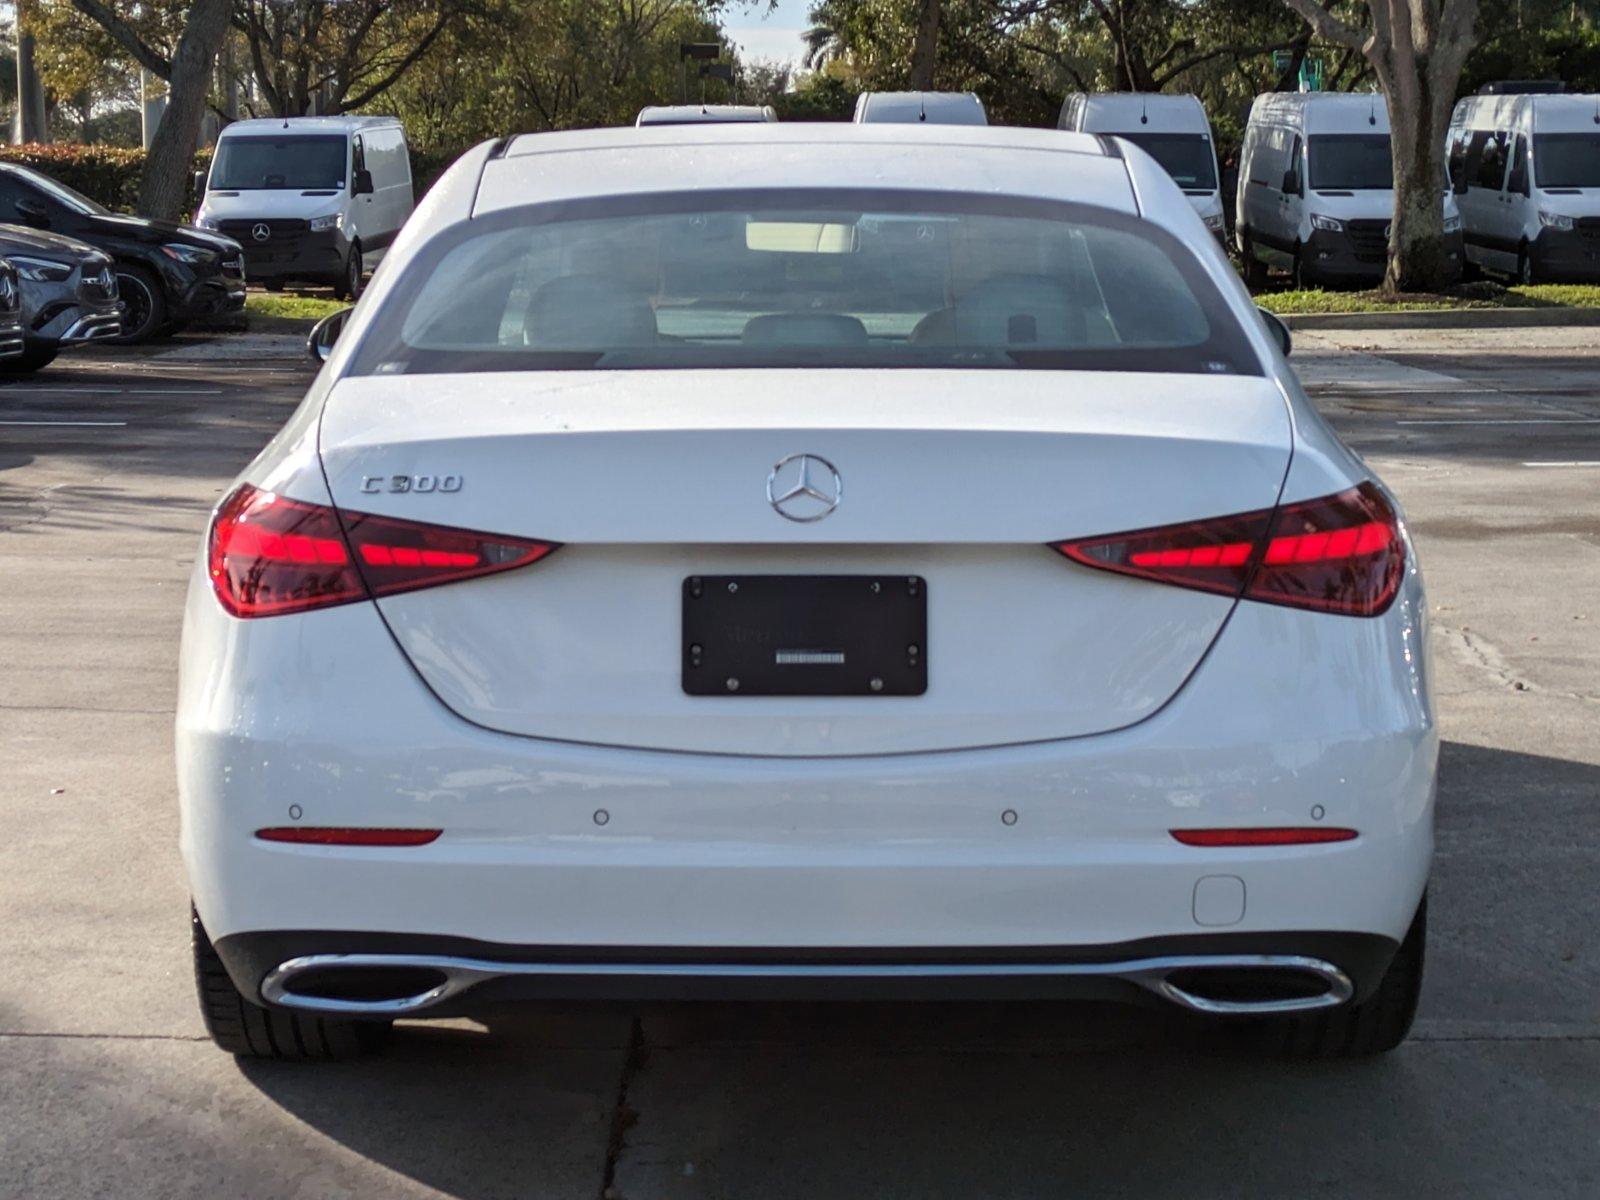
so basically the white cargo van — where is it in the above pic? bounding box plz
[1448,87,1600,282]
[196,116,413,300]
[636,105,777,126]
[853,92,987,125]
[1058,93,1226,239]
[1237,92,1462,287]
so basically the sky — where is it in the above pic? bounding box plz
[722,0,810,68]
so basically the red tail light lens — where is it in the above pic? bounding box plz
[1051,482,1404,617]
[255,827,442,846]
[209,484,557,618]
[1171,827,1358,846]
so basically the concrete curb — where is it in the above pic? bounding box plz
[1278,306,1600,331]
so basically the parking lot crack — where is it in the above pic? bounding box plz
[599,1017,648,1200]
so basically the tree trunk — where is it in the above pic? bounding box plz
[137,0,231,220]
[909,0,941,90]
[1383,67,1455,293]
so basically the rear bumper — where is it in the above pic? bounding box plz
[221,929,1394,1016]
[178,540,1436,1013]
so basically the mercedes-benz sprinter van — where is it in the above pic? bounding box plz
[1058,93,1226,240]
[1448,86,1600,282]
[196,116,413,300]
[1237,92,1462,287]
[853,92,988,125]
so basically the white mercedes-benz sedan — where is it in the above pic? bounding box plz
[178,124,1433,1061]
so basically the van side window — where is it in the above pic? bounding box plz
[1506,134,1528,196]
[1473,131,1508,191]
[1447,130,1471,192]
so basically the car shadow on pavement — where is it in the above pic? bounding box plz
[231,738,1600,1199]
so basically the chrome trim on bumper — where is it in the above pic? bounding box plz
[60,313,121,343]
[260,952,1355,1018]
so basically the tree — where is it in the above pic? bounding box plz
[910,0,942,88]
[1276,0,1479,293]
[69,0,230,218]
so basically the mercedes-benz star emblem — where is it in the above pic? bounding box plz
[251,223,271,242]
[767,453,842,523]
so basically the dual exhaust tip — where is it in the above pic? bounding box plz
[261,952,1354,1018]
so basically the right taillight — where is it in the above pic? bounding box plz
[1052,482,1404,617]
[209,483,557,618]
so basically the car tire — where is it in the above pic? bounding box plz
[1274,894,1426,1060]
[1240,231,1268,289]
[112,264,166,343]
[333,244,362,302]
[1516,243,1537,286]
[191,905,390,1060]
[1290,243,1311,290]
[0,342,58,373]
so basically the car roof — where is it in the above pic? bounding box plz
[636,105,776,125]
[854,91,987,125]
[1073,93,1209,129]
[217,116,401,137]
[475,124,1129,215]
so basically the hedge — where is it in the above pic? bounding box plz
[0,141,463,216]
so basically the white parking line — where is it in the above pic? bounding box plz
[1396,418,1600,426]
[0,419,127,427]
[1523,461,1600,467]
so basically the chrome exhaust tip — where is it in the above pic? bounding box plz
[260,952,1354,1018]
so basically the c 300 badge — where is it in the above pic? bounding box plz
[359,473,463,494]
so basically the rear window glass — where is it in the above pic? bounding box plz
[349,190,1258,377]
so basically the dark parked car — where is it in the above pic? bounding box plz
[0,163,244,342]
[0,224,121,371]
[0,257,25,363]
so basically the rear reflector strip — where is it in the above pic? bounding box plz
[1171,827,1358,847]
[255,827,442,846]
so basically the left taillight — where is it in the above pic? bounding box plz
[208,483,557,618]
[1052,482,1405,618]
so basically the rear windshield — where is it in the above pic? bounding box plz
[1533,134,1600,188]
[348,190,1257,377]
[1117,133,1218,192]
[210,136,348,191]
[1308,134,1393,190]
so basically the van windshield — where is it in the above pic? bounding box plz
[1116,133,1217,192]
[1308,134,1393,190]
[348,189,1259,378]
[210,136,348,191]
[1533,134,1600,188]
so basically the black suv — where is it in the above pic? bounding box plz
[0,163,245,342]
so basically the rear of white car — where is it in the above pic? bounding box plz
[178,127,1433,1061]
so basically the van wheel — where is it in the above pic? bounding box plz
[333,244,362,302]
[112,264,165,343]
[191,905,390,1060]
[1290,243,1311,290]
[1272,894,1426,1060]
[1240,232,1268,289]
[1516,244,1537,286]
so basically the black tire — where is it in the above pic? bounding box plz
[1516,243,1537,286]
[1290,242,1311,290]
[1275,895,1426,1060]
[332,244,362,302]
[192,905,390,1060]
[0,342,58,373]
[1240,231,1268,289]
[112,264,166,343]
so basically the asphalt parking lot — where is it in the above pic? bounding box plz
[2,328,1597,1198]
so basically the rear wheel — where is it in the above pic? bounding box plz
[1516,242,1537,286]
[1273,895,1426,1059]
[1290,242,1311,290]
[113,264,166,343]
[192,905,390,1060]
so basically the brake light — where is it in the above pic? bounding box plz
[1051,483,1404,617]
[209,484,557,618]
[1171,827,1358,846]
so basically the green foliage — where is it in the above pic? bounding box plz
[0,143,211,213]
[1254,282,1600,313]
[246,293,347,324]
